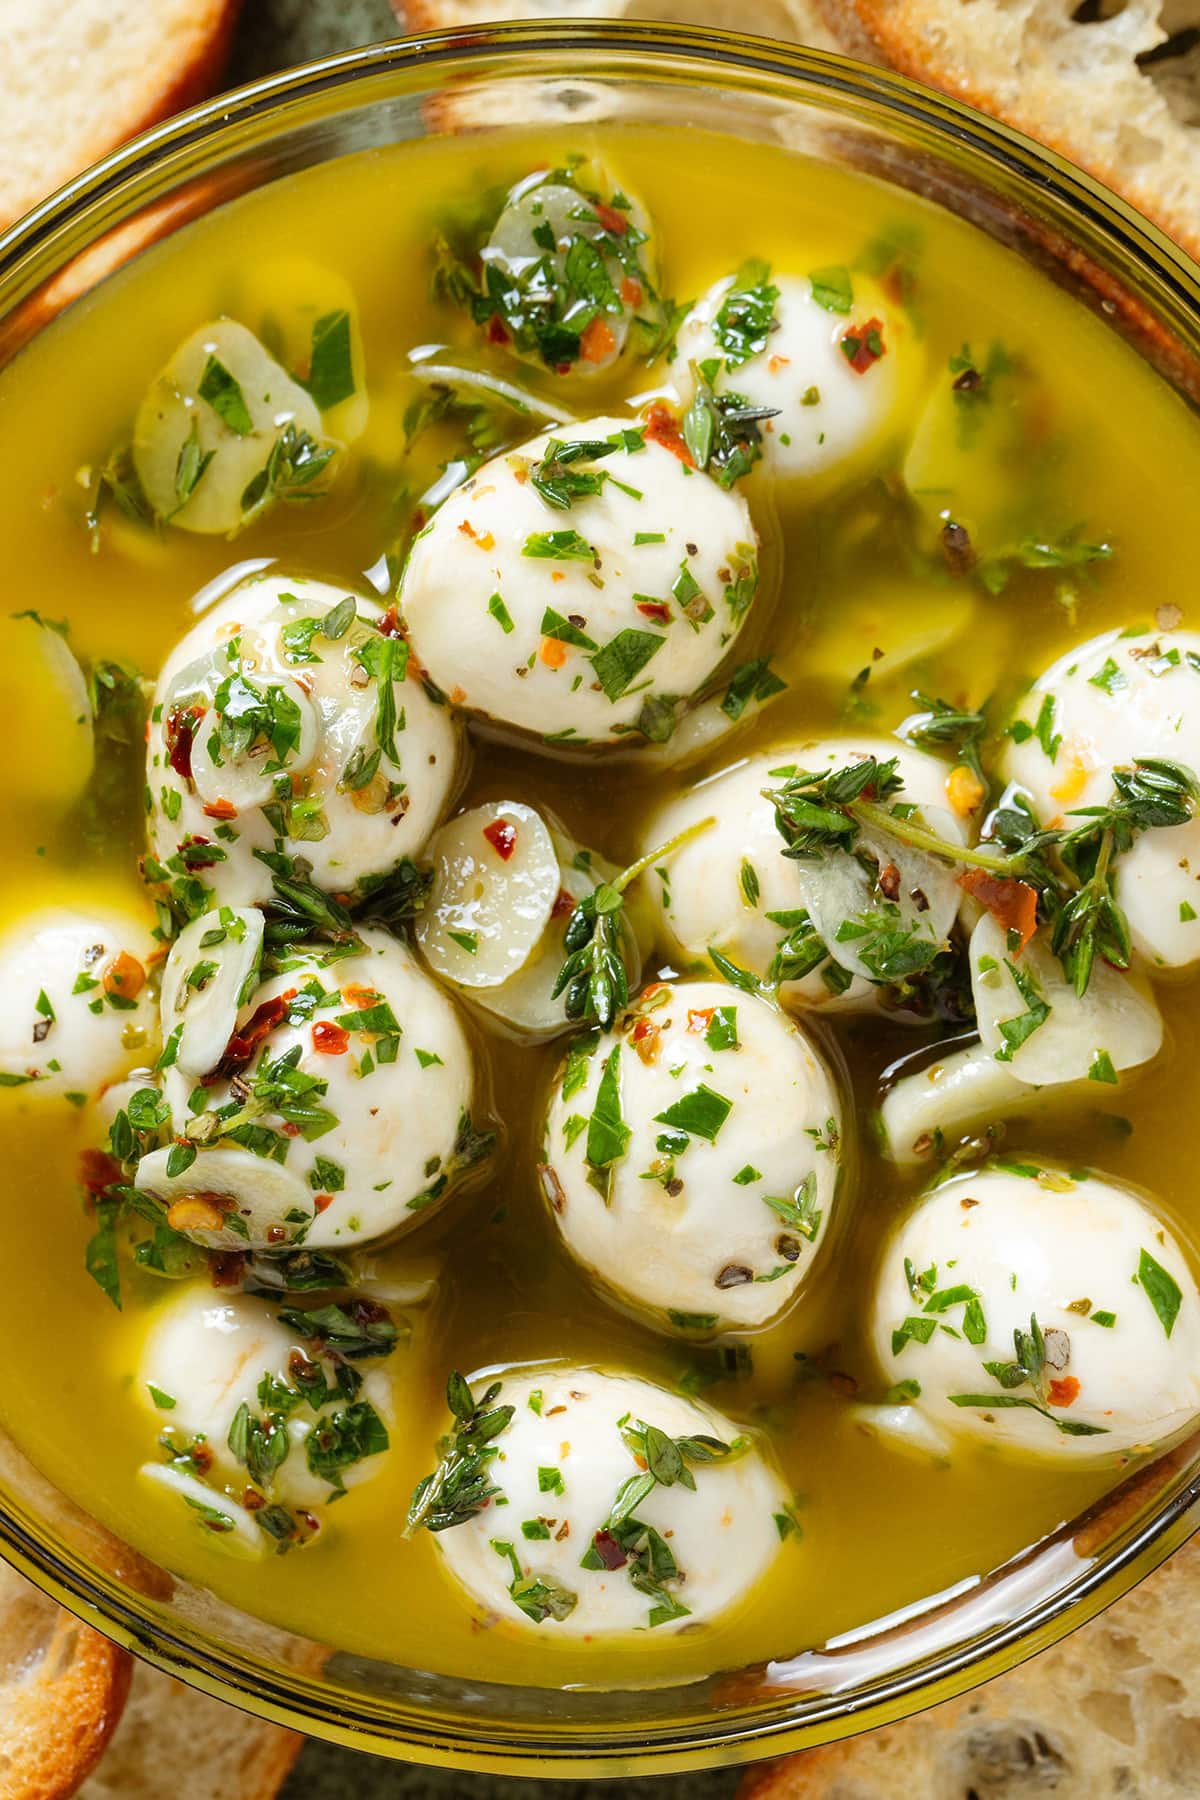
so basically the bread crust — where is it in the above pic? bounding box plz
[0,1563,131,1800]
[849,0,1200,260]
[0,0,242,233]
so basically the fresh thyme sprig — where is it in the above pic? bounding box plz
[405,1371,515,1535]
[552,818,715,1029]
[765,752,1199,998]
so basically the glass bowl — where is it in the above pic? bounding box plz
[1,21,1199,1776]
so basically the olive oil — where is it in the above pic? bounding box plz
[0,123,1197,1688]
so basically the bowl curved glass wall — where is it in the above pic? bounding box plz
[0,22,1198,1774]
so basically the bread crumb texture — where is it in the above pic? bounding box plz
[741,1531,1200,1799]
[0,0,240,230]
[398,0,843,49]
[0,1558,129,1800]
[851,0,1200,257]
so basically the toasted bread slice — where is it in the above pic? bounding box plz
[397,0,844,49]
[77,1661,301,1800]
[740,1529,1200,1800]
[0,0,241,233]
[849,0,1200,260]
[0,1557,130,1800]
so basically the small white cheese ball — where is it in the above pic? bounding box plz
[400,417,759,746]
[138,1286,393,1513]
[481,167,657,376]
[430,1366,789,1636]
[146,572,461,910]
[642,738,969,1011]
[673,267,917,491]
[137,925,481,1251]
[873,1165,1200,1460]
[541,979,842,1332]
[0,906,157,1101]
[414,801,643,1037]
[1004,626,1200,969]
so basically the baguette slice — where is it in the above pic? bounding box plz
[76,1662,301,1800]
[0,0,242,233]
[0,1558,130,1800]
[740,1529,1200,1800]
[397,0,844,48]
[849,0,1200,259]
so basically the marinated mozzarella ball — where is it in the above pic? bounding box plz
[426,1367,789,1635]
[146,572,461,910]
[541,979,842,1332]
[642,739,970,1011]
[400,418,759,746]
[133,320,337,534]
[136,925,482,1251]
[673,264,917,491]
[414,801,643,1037]
[138,1286,394,1532]
[873,1165,1200,1460]
[1005,627,1200,969]
[0,906,157,1100]
[477,165,661,376]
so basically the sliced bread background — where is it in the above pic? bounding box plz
[0,0,242,232]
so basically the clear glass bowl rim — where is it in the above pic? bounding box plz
[0,18,1198,1775]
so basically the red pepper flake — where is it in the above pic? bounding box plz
[591,1529,628,1570]
[179,834,222,870]
[79,1147,123,1202]
[620,275,643,305]
[486,314,510,346]
[313,1191,335,1215]
[840,316,887,373]
[342,983,381,1010]
[580,317,616,364]
[483,818,518,861]
[877,862,901,903]
[642,402,694,466]
[312,1020,350,1055]
[1048,1376,1080,1408]
[209,1251,246,1289]
[957,869,1038,954]
[686,1008,714,1034]
[266,1224,288,1245]
[202,798,238,821]
[212,990,295,1081]
[190,1443,215,1476]
[551,887,575,920]
[636,600,671,624]
[165,704,203,781]
[594,201,628,236]
[377,605,405,639]
[631,1016,661,1065]
[242,1487,266,1512]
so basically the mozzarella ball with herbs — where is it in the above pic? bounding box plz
[146,572,460,911]
[873,1165,1200,1460]
[477,165,660,376]
[414,802,643,1037]
[425,1366,789,1636]
[673,264,916,491]
[642,738,969,1010]
[138,1286,394,1529]
[541,980,841,1332]
[0,906,157,1101]
[1004,626,1200,969]
[399,418,759,746]
[136,925,481,1251]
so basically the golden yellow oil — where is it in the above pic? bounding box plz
[0,124,1197,1688]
